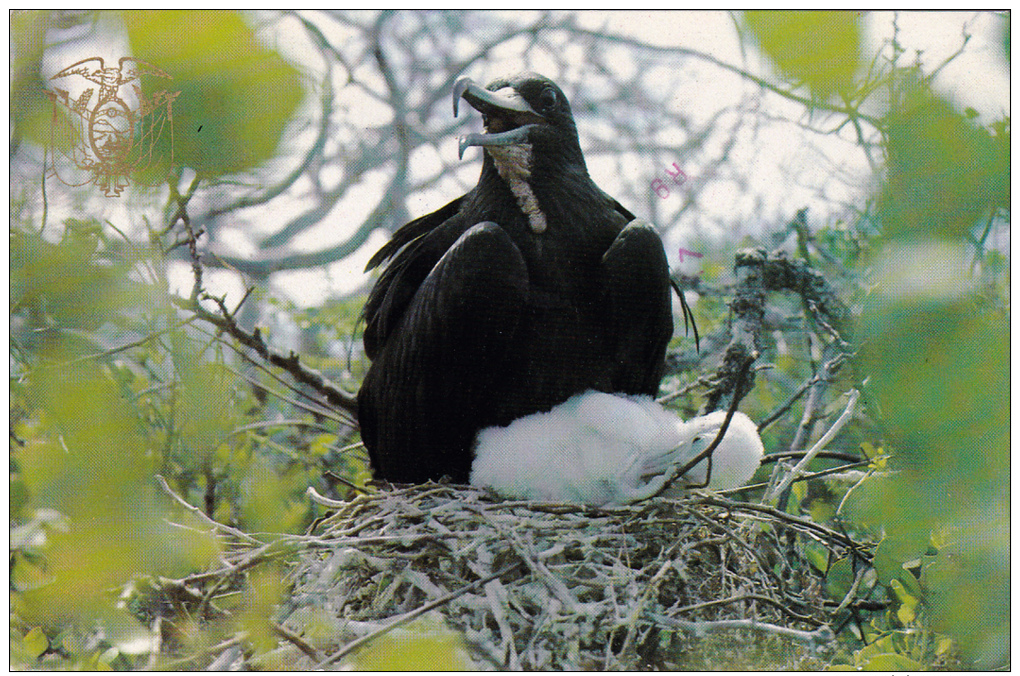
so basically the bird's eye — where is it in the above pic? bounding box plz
[538,87,558,112]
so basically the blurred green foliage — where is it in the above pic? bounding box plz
[854,76,1008,672]
[747,10,1009,669]
[123,10,305,176]
[10,215,368,667]
[9,10,304,177]
[9,11,54,149]
[9,9,369,669]
[745,11,862,98]
[18,355,221,621]
[9,208,369,666]
[10,221,222,664]
[344,621,476,670]
[881,83,1009,238]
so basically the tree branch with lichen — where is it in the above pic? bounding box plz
[703,245,851,414]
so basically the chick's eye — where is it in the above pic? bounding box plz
[539,87,557,112]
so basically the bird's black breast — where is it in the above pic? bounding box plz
[466,167,625,298]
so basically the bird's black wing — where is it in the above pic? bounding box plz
[359,222,529,483]
[600,220,675,395]
[362,198,469,359]
[364,196,465,271]
[609,193,699,351]
[609,196,636,222]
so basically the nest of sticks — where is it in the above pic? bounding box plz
[131,246,875,669]
[209,481,870,671]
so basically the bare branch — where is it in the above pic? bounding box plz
[156,473,263,545]
[171,293,359,416]
[765,388,861,504]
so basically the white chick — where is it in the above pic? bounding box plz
[470,390,764,506]
[662,409,765,495]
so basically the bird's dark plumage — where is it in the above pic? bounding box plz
[359,73,684,483]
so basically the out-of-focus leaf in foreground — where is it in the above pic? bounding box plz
[854,184,1009,666]
[860,242,1008,495]
[123,10,305,177]
[18,356,221,624]
[11,222,221,628]
[345,621,476,671]
[10,10,53,149]
[745,11,862,98]
[881,89,1009,239]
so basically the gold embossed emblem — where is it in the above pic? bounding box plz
[47,56,179,196]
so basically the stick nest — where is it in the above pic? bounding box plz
[254,483,867,670]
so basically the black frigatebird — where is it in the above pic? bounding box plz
[358,73,695,484]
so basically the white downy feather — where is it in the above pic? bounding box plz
[471,390,764,506]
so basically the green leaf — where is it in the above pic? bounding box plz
[98,647,119,669]
[804,540,829,574]
[309,433,339,459]
[880,91,1008,238]
[861,653,925,670]
[870,532,928,586]
[23,627,49,660]
[348,625,475,670]
[808,498,835,524]
[10,477,30,521]
[856,633,894,663]
[744,11,862,98]
[11,223,135,334]
[10,10,55,147]
[925,523,1010,666]
[122,10,305,176]
[240,456,309,534]
[825,557,854,601]
[890,579,918,625]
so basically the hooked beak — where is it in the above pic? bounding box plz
[453,77,545,159]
